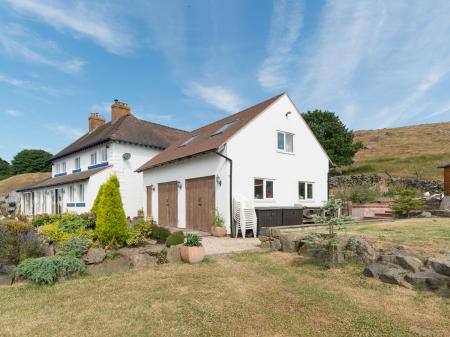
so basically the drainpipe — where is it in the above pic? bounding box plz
[215,150,234,237]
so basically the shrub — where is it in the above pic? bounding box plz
[150,225,171,244]
[211,209,224,228]
[184,234,202,247]
[134,219,152,238]
[1,220,33,234]
[390,189,425,217]
[126,228,145,247]
[38,223,93,246]
[165,231,184,247]
[31,214,60,227]
[80,212,96,229]
[0,223,45,265]
[95,176,129,247]
[15,255,85,285]
[59,213,88,233]
[60,237,88,258]
[348,184,380,203]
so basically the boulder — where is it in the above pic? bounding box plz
[363,263,400,278]
[270,238,282,251]
[164,245,181,263]
[129,254,157,269]
[83,248,106,265]
[428,258,450,276]
[260,241,270,249]
[405,271,450,290]
[346,236,377,265]
[417,211,432,218]
[394,255,423,273]
[379,267,411,289]
[142,244,166,256]
[280,232,305,253]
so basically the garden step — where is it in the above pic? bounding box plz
[373,213,393,218]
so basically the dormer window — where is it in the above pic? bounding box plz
[74,157,80,170]
[62,161,66,173]
[55,163,60,174]
[178,135,197,148]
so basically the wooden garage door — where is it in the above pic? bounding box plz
[158,181,178,227]
[186,176,215,232]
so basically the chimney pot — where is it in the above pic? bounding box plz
[88,113,105,132]
[111,100,131,122]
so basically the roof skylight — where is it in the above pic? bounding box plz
[178,135,197,147]
[211,118,239,136]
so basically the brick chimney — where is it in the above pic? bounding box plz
[88,113,105,132]
[111,99,131,122]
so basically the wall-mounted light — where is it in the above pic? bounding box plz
[177,181,182,190]
[151,185,156,192]
[216,175,222,186]
[285,111,292,117]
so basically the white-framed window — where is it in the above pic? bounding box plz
[101,148,107,162]
[299,181,314,200]
[62,161,66,173]
[277,131,294,153]
[69,185,75,202]
[74,157,80,170]
[42,191,47,213]
[78,184,85,202]
[55,163,60,174]
[90,152,97,165]
[254,178,274,200]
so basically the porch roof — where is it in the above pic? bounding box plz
[17,166,109,192]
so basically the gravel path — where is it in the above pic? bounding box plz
[202,236,261,256]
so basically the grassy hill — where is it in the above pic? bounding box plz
[0,172,51,195]
[341,121,450,180]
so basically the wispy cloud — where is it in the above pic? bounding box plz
[44,124,84,139]
[90,102,111,116]
[258,0,303,90]
[184,83,245,113]
[0,73,61,95]
[3,109,21,117]
[138,113,172,122]
[4,0,134,55]
[0,24,84,74]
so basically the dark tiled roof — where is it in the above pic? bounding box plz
[50,115,187,161]
[17,166,109,191]
[137,93,284,171]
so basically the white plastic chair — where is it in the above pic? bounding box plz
[233,196,257,238]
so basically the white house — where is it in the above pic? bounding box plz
[137,93,330,234]
[18,101,186,217]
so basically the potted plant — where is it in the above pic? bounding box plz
[211,209,227,237]
[180,234,205,264]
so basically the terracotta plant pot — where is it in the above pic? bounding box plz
[180,245,205,264]
[211,226,227,237]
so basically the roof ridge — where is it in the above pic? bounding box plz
[138,118,188,133]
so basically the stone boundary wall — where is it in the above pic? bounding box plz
[330,174,443,195]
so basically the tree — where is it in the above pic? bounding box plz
[302,110,363,166]
[10,149,52,174]
[0,157,10,177]
[390,189,425,218]
[94,176,128,247]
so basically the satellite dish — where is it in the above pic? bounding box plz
[123,153,131,160]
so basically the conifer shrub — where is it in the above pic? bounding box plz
[94,176,129,247]
[150,224,171,244]
[60,237,89,258]
[31,214,61,227]
[165,231,185,247]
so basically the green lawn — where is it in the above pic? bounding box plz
[1,249,449,337]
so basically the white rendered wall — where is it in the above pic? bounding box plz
[142,153,230,231]
[227,94,329,208]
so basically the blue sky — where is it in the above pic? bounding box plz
[1,0,450,162]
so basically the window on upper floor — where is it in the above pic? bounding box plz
[74,157,80,170]
[101,148,107,162]
[299,181,314,200]
[62,161,66,173]
[254,178,274,200]
[277,131,294,153]
[55,163,60,174]
[90,152,97,165]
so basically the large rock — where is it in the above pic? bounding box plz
[379,267,411,289]
[280,232,305,253]
[83,248,106,265]
[428,258,450,276]
[129,254,157,269]
[394,255,423,273]
[163,245,181,263]
[270,238,282,251]
[405,271,450,290]
[346,236,377,265]
[363,263,400,278]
